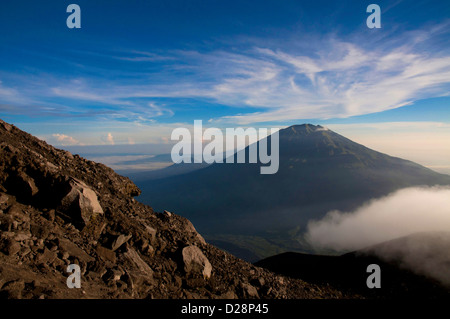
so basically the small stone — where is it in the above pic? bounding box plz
[186,277,206,288]
[111,234,132,251]
[104,268,124,282]
[44,210,55,222]
[1,120,13,132]
[242,283,259,298]
[1,280,25,299]
[139,239,149,251]
[146,245,155,256]
[174,276,182,288]
[36,248,57,264]
[96,246,116,263]
[7,205,30,223]
[45,161,59,173]
[0,214,13,231]
[52,257,65,267]
[6,240,21,256]
[0,193,9,205]
[219,291,238,299]
[19,247,31,258]
[145,225,157,239]
[30,224,50,240]
[35,239,44,249]
[258,277,265,287]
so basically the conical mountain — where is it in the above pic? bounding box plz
[136,124,450,259]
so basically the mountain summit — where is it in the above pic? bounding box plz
[137,124,450,260]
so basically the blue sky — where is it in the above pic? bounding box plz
[0,0,449,170]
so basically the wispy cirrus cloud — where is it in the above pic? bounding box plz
[1,24,449,125]
[114,50,176,62]
[212,39,450,123]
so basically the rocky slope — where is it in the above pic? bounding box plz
[0,119,352,299]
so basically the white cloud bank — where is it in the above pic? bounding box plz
[305,186,450,252]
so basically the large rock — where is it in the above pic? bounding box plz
[6,172,38,202]
[182,245,212,279]
[59,178,103,227]
[182,219,206,245]
[58,238,95,263]
[122,247,154,291]
[123,248,153,276]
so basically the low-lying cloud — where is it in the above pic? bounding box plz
[305,186,450,252]
[106,133,115,145]
[52,133,83,146]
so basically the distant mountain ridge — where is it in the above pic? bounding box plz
[255,231,450,298]
[135,124,450,260]
[124,157,209,182]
